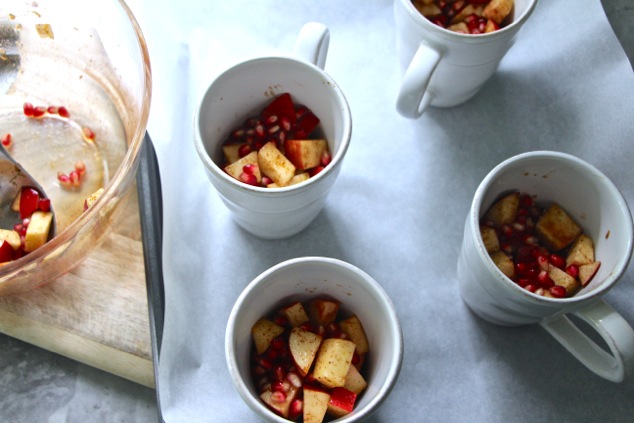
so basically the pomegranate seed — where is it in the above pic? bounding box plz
[47,106,58,114]
[308,166,324,177]
[230,129,245,140]
[289,399,303,420]
[566,264,579,278]
[273,315,288,326]
[521,194,534,207]
[274,366,286,381]
[265,115,278,125]
[523,235,538,246]
[266,349,279,361]
[69,170,81,186]
[524,284,537,293]
[270,391,286,404]
[286,372,302,388]
[515,262,528,276]
[261,176,274,186]
[74,160,86,175]
[512,222,525,232]
[501,243,513,254]
[268,125,280,134]
[1,133,11,148]
[23,102,34,116]
[270,337,284,350]
[351,353,360,365]
[320,151,332,167]
[32,106,46,118]
[239,172,258,186]
[537,255,549,271]
[38,198,51,212]
[254,124,265,138]
[517,278,530,288]
[280,117,292,132]
[57,172,71,186]
[82,127,95,141]
[538,270,554,288]
[549,254,565,269]
[253,366,266,376]
[549,285,567,298]
[58,106,70,118]
[242,164,258,175]
[535,288,545,296]
[501,225,513,237]
[258,358,273,369]
[237,144,251,157]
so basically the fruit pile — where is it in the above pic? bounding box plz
[221,93,331,188]
[0,187,53,264]
[250,298,369,422]
[412,0,515,34]
[480,192,601,298]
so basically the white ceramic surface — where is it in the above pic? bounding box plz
[394,0,537,118]
[457,151,634,382]
[225,257,404,422]
[193,23,351,239]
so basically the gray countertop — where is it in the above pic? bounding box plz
[1,1,632,422]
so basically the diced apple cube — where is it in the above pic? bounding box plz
[222,143,247,164]
[548,264,580,295]
[0,229,21,250]
[327,387,357,419]
[339,315,369,355]
[266,172,310,188]
[579,261,601,286]
[490,250,515,279]
[251,318,284,355]
[484,19,500,33]
[284,139,328,171]
[307,298,340,326]
[535,204,581,251]
[480,226,500,254]
[413,2,441,17]
[24,211,53,253]
[259,384,299,418]
[289,327,323,376]
[303,385,330,423]
[566,234,595,267]
[483,0,514,24]
[280,301,310,327]
[484,192,519,227]
[313,338,356,389]
[448,22,469,33]
[343,364,367,394]
[224,151,261,182]
[257,142,296,186]
[84,188,104,211]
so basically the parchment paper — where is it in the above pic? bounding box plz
[132,0,634,421]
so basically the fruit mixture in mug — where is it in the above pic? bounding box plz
[250,298,369,422]
[412,0,515,34]
[221,93,331,188]
[480,192,601,298]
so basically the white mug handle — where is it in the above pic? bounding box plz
[396,41,442,119]
[293,22,330,69]
[540,300,634,382]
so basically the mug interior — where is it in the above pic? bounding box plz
[195,57,351,191]
[474,152,633,299]
[226,257,403,421]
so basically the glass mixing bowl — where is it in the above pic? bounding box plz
[0,0,151,295]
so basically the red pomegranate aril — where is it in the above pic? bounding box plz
[289,399,303,420]
[32,106,46,118]
[286,372,302,388]
[82,127,96,141]
[268,124,280,134]
[537,254,549,271]
[320,151,332,167]
[566,264,579,278]
[524,284,537,293]
[261,176,274,186]
[47,106,59,114]
[517,278,530,288]
[231,129,245,140]
[501,225,513,238]
[19,187,40,220]
[523,235,539,246]
[23,102,34,116]
[549,254,565,269]
[512,222,525,232]
[58,106,70,118]
[270,391,286,404]
[549,285,567,298]
[515,262,528,276]
[243,164,258,175]
[38,198,51,212]
[270,337,285,350]
[238,144,251,157]
[308,166,324,177]
[1,133,11,148]
[280,116,292,132]
[69,170,81,186]
[75,160,86,175]
[239,172,258,186]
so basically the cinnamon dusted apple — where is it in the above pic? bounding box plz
[480,192,601,298]
[221,93,332,188]
[412,0,514,34]
[250,298,369,422]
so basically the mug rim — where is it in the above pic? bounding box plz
[399,0,539,42]
[193,56,352,197]
[470,150,634,303]
[224,256,404,422]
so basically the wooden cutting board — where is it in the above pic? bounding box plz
[0,183,155,388]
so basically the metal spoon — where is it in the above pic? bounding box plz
[0,147,56,239]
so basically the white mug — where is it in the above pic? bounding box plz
[194,23,352,239]
[457,151,634,382]
[394,0,538,118]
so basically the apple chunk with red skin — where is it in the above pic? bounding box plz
[327,387,358,418]
[224,151,261,183]
[307,298,340,326]
[284,139,329,171]
[289,327,323,376]
[579,261,601,286]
